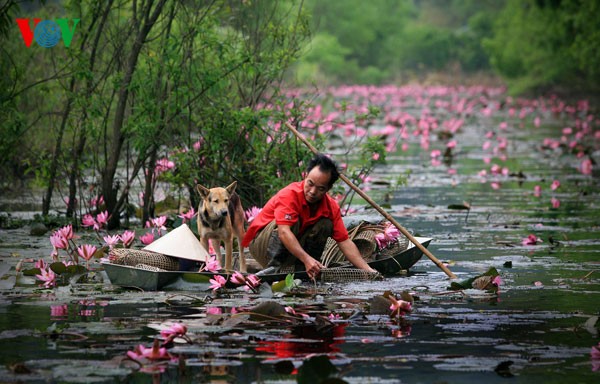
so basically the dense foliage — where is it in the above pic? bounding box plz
[1,0,598,228]
[1,0,316,228]
[292,0,600,94]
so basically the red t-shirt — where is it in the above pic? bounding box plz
[242,180,349,247]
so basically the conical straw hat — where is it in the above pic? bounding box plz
[143,224,209,261]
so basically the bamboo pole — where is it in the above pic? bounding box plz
[285,121,457,279]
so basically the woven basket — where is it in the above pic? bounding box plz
[376,235,410,259]
[109,248,180,271]
[321,223,381,267]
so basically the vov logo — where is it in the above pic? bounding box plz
[16,18,80,48]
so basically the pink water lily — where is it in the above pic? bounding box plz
[550,180,560,190]
[139,232,154,245]
[201,255,220,273]
[206,307,223,315]
[95,211,109,229]
[230,271,246,285]
[580,158,592,175]
[389,296,412,318]
[522,234,542,246]
[120,230,135,247]
[50,231,68,250]
[103,234,120,249]
[58,224,74,240]
[209,275,227,291]
[127,339,170,361]
[160,323,187,340]
[533,185,541,197]
[375,223,401,249]
[245,274,261,291]
[35,259,48,270]
[178,207,196,223]
[551,197,560,209]
[35,267,57,288]
[245,206,262,223]
[82,214,96,228]
[77,244,97,261]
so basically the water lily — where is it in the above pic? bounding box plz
[57,224,74,240]
[139,232,155,245]
[50,232,68,250]
[103,234,120,249]
[82,214,96,228]
[206,307,222,315]
[245,206,262,223]
[551,197,560,209]
[492,275,503,287]
[151,216,167,233]
[89,195,104,209]
[580,158,592,175]
[389,296,412,318]
[533,185,541,197]
[160,323,187,340]
[35,259,48,270]
[95,211,109,229]
[178,207,196,223]
[77,244,97,263]
[375,223,401,249]
[120,230,135,247]
[127,339,170,361]
[522,234,542,246]
[230,271,246,285]
[245,274,261,291]
[35,267,57,288]
[209,275,227,291]
[201,255,220,273]
[550,180,560,190]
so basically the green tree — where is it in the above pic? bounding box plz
[483,0,600,94]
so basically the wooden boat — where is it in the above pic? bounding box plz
[101,237,432,291]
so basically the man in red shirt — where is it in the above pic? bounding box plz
[242,154,377,278]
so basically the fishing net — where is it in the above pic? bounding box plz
[271,265,382,282]
[320,267,383,282]
[108,248,180,271]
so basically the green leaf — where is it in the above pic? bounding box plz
[50,262,67,275]
[285,273,295,288]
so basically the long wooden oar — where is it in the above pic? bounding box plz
[285,121,457,279]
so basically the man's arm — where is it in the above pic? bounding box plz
[337,239,378,272]
[277,224,324,278]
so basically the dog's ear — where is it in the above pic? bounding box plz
[225,181,237,195]
[196,184,210,199]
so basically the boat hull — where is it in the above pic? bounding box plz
[102,237,432,290]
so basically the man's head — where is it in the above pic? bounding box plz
[303,154,340,205]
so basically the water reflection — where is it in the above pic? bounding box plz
[256,323,347,359]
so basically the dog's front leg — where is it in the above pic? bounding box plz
[200,237,211,266]
[224,235,233,272]
[238,239,246,273]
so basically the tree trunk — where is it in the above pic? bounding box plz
[102,0,167,229]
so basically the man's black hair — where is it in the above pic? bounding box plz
[306,153,340,188]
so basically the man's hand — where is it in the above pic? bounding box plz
[277,224,325,279]
[303,257,325,279]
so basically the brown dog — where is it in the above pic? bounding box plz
[196,181,246,272]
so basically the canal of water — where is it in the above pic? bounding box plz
[0,86,599,383]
